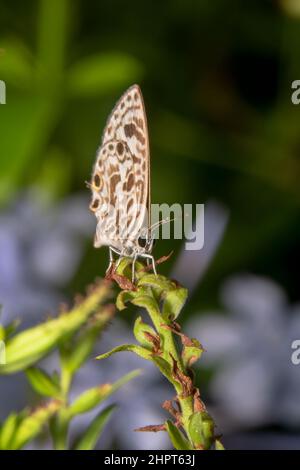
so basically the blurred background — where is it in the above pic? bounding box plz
[1,0,300,449]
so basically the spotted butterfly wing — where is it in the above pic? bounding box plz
[89,85,150,254]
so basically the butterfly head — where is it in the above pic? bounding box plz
[137,233,155,254]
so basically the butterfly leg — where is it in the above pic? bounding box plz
[131,254,138,283]
[141,254,157,276]
[150,255,157,276]
[106,247,114,274]
[115,257,123,269]
[115,248,126,269]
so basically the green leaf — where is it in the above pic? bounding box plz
[68,53,143,97]
[131,295,162,329]
[162,287,188,320]
[116,290,137,311]
[0,283,112,374]
[165,420,192,450]
[188,411,215,449]
[75,405,116,450]
[0,413,19,450]
[26,367,61,398]
[96,344,153,362]
[9,400,61,450]
[133,316,157,348]
[151,356,177,385]
[215,439,225,450]
[66,386,112,419]
[65,370,140,420]
[182,339,203,369]
[108,369,141,393]
[61,330,97,375]
[135,274,188,322]
[2,319,21,340]
[137,274,174,294]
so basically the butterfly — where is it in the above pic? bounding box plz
[89,84,157,280]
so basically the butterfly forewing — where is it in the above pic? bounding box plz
[90,85,150,253]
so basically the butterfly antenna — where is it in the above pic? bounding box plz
[150,212,190,230]
[149,213,190,235]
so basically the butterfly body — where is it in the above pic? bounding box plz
[89,85,156,279]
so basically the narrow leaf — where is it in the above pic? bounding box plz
[61,329,97,374]
[96,344,153,362]
[26,367,61,397]
[75,405,116,450]
[165,420,192,450]
[133,316,157,348]
[0,413,19,450]
[0,283,112,374]
[116,290,136,310]
[66,370,140,420]
[66,386,112,419]
[10,400,61,450]
[152,357,174,383]
[188,411,214,450]
[215,439,225,450]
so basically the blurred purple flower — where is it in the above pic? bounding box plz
[0,191,94,324]
[186,275,300,431]
[171,201,228,292]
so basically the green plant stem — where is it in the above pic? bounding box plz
[106,258,220,450]
[52,414,69,450]
[160,326,194,439]
[51,368,72,450]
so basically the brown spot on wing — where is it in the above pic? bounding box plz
[136,180,144,203]
[116,142,124,155]
[94,173,101,188]
[126,198,134,213]
[132,154,142,164]
[110,174,121,198]
[124,123,145,145]
[90,198,100,211]
[115,209,120,235]
[133,117,144,130]
[127,173,135,191]
[93,173,103,191]
[109,164,119,175]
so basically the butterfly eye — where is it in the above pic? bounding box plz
[138,236,147,248]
